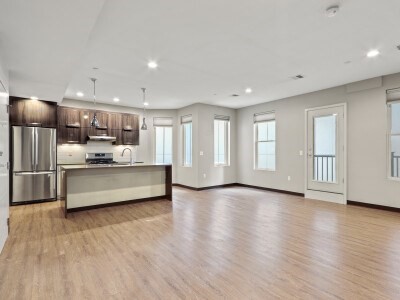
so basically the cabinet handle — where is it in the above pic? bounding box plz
[26,122,42,127]
[66,123,80,128]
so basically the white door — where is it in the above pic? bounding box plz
[306,104,346,203]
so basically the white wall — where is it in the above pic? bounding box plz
[0,54,9,253]
[176,104,199,187]
[197,104,237,188]
[237,73,400,208]
[176,103,237,188]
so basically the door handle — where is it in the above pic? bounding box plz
[15,171,54,176]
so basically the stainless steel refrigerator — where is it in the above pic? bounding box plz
[11,126,56,203]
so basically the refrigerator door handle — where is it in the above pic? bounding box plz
[14,171,55,176]
[35,127,38,171]
[31,128,36,171]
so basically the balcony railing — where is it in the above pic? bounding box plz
[392,152,400,178]
[314,155,336,182]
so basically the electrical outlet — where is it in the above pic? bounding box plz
[288,176,291,181]
[203,173,206,178]
[200,151,204,156]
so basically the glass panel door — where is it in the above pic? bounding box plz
[313,115,336,183]
[307,106,344,195]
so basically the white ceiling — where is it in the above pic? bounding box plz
[1,0,400,109]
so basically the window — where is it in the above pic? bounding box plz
[154,117,173,164]
[181,115,192,166]
[214,116,230,165]
[254,112,276,170]
[387,88,400,178]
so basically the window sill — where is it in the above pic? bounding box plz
[182,165,192,168]
[388,176,400,182]
[254,168,276,172]
[214,164,230,167]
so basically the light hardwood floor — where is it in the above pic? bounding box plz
[1,186,400,299]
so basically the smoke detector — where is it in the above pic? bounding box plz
[291,74,305,80]
[326,5,340,18]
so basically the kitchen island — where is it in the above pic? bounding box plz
[61,163,172,217]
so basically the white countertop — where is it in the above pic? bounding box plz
[61,163,172,171]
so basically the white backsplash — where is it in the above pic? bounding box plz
[57,141,137,164]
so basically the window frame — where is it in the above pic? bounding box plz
[154,125,173,165]
[387,100,400,181]
[254,118,276,171]
[182,121,192,167]
[213,117,230,166]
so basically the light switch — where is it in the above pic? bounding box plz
[200,151,204,156]
[299,150,303,156]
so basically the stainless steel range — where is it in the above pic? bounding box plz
[85,153,118,165]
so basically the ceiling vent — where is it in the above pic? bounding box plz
[291,74,305,80]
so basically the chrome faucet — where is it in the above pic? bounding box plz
[122,148,134,164]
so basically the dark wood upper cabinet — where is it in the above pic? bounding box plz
[58,126,81,144]
[121,114,135,130]
[133,114,139,130]
[10,97,57,128]
[56,106,139,145]
[108,113,122,130]
[58,107,81,127]
[122,130,139,145]
[95,111,109,130]
[110,129,123,145]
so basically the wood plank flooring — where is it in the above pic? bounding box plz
[1,186,400,299]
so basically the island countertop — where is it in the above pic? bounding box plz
[61,163,172,171]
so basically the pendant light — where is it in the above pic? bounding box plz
[141,87,148,130]
[90,78,99,127]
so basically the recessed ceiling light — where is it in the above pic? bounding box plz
[367,49,380,58]
[147,61,158,69]
[245,88,252,94]
[143,102,149,106]
[76,92,84,97]
[30,96,38,100]
[113,97,120,102]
